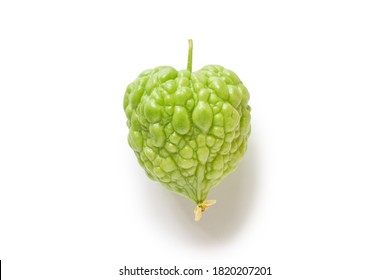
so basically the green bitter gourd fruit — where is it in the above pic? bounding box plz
[123,40,251,221]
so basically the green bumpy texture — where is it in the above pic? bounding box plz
[123,65,251,204]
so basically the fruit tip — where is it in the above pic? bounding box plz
[194,200,217,221]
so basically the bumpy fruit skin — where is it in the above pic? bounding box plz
[123,65,251,204]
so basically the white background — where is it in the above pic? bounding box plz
[0,0,389,279]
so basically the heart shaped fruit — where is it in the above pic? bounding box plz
[123,40,251,221]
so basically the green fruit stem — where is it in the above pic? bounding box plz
[187,39,193,72]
